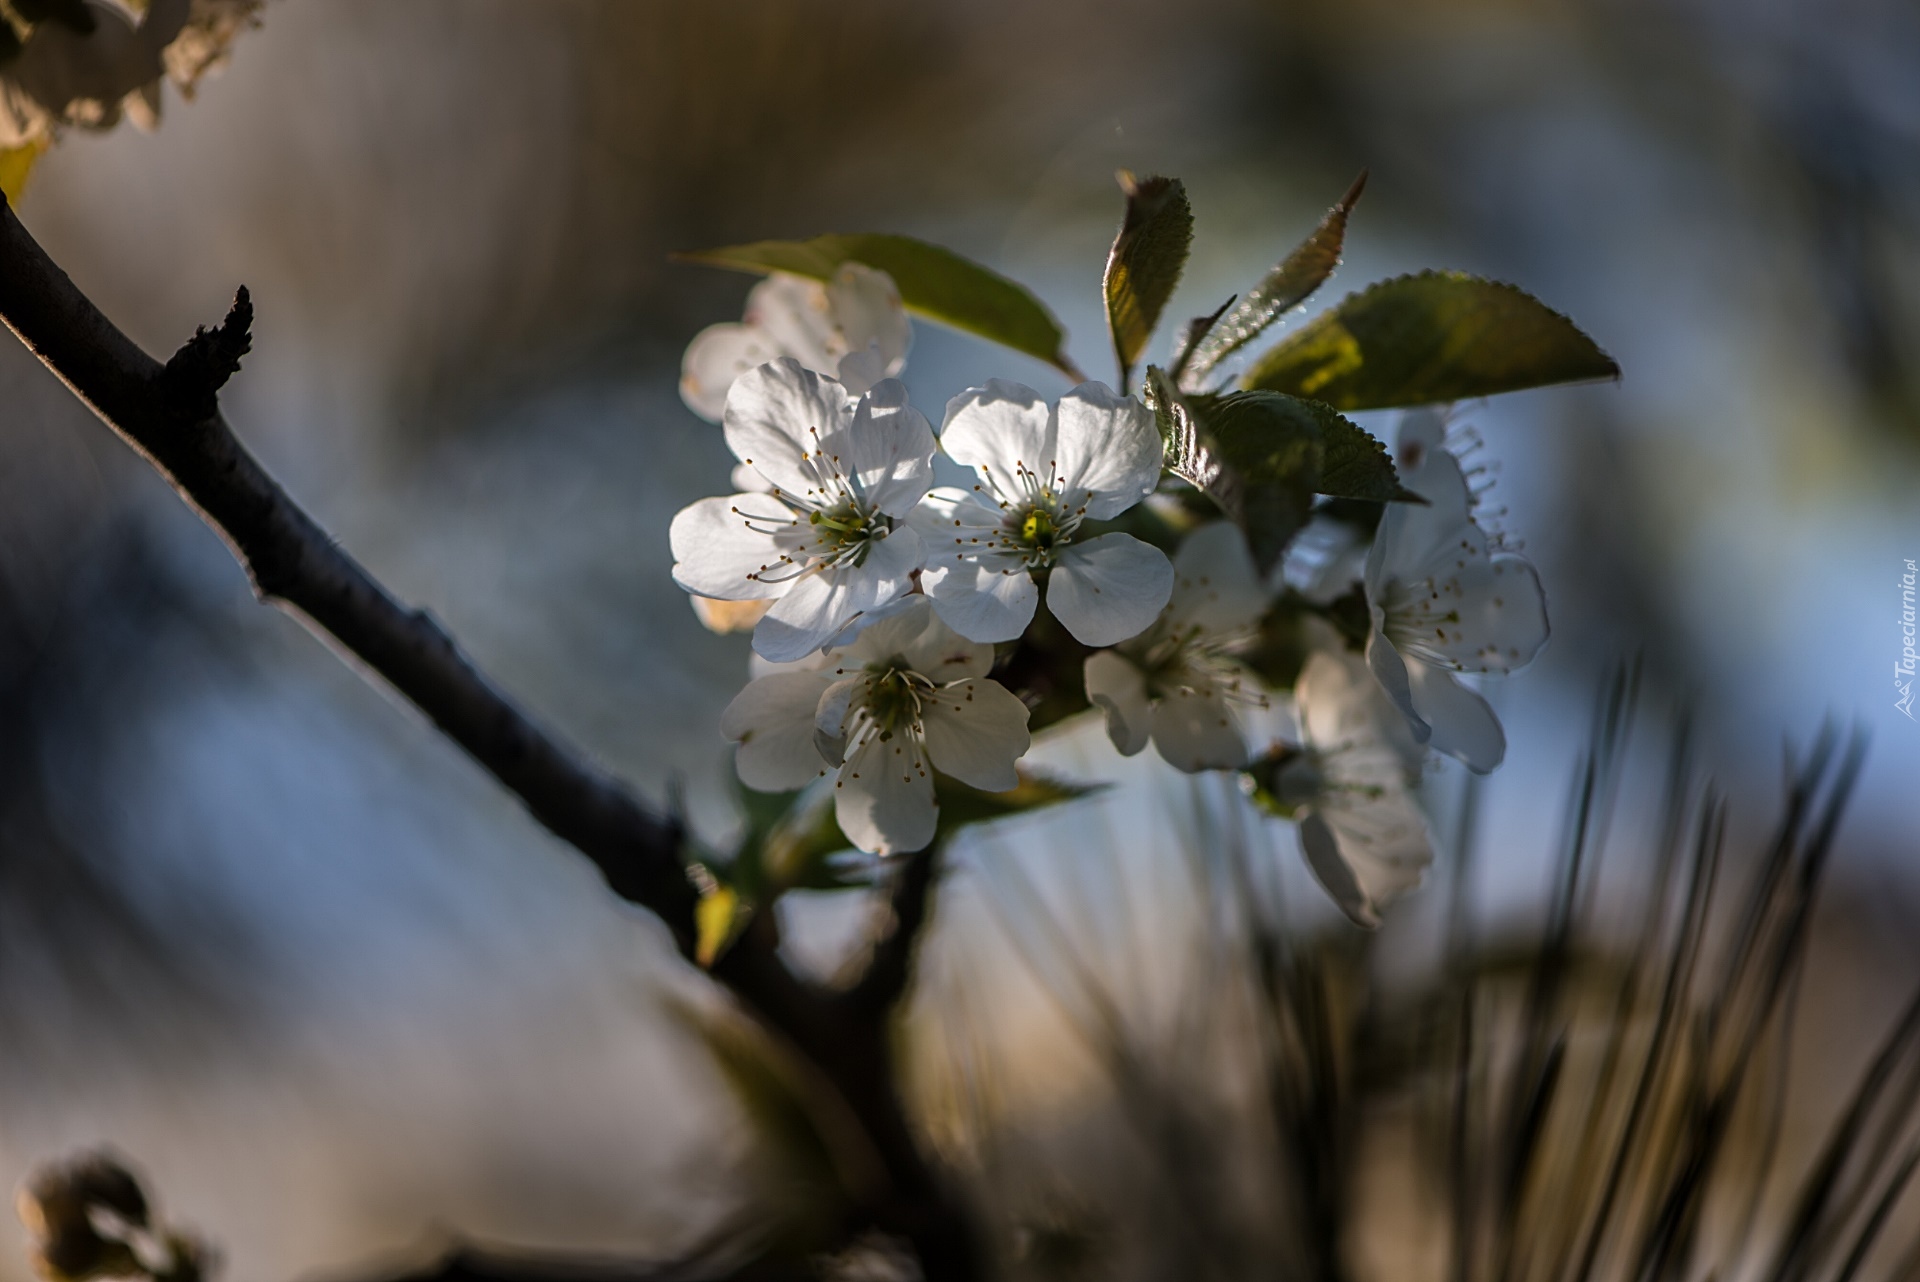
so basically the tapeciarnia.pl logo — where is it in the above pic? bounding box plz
[1899,558,1917,720]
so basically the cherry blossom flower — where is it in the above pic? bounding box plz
[911,380,1172,647]
[1083,522,1271,772]
[669,358,934,663]
[680,264,911,423]
[720,598,1031,856]
[1279,646,1435,928]
[1363,414,1548,773]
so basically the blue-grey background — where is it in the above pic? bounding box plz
[2,1,1917,1276]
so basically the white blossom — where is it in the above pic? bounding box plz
[720,598,1031,856]
[680,264,911,423]
[1280,646,1435,928]
[911,379,1172,647]
[1083,522,1271,772]
[1363,413,1548,773]
[669,358,934,663]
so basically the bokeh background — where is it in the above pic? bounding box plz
[2,0,1918,1277]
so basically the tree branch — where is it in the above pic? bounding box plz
[0,191,977,1280]
[0,194,699,955]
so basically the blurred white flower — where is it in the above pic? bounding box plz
[912,379,1172,647]
[669,359,934,663]
[0,0,189,148]
[680,264,911,423]
[1281,646,1434,928]
[1083,522,1270,772]
[1363,413,1547,773]
[720,598,1030,856]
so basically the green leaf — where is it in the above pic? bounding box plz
[1146,370,1417,573]
[1178,171,1366,389]
[1243,270,1619,409]
[1103,172,1193,394]
[675,232,1082,379]
[934,771,1103,831]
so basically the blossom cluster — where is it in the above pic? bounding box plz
[670,269,1549,925]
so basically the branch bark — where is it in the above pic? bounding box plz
[0,193,976,1280]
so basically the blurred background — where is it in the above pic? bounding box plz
[2,0,1918,1278]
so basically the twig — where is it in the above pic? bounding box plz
[0,193,975,1280]
[0,194,697,954]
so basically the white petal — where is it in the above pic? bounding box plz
[920,678,1031,791]
[890,598,997,681]
[1083,651,1153,756]
[722,359,858,503]
[720,672,837,791]
[831,596,992,681]
[812,675,863,764]
[669,494,787,601]
[1150,682,1249,772]
[1046,533,1174,647]
[1364,615,1429,745]
[743,274,839,372]
[938,381,1053,503]
[920,555,1039,644]
[751,526,923,663]
[847,379,936,517]
[1304,789,1435,928]
[729,461,773,493]
[1053,382,1163,519]
[835,730,938,856]
[1366,445,1483,592]
[1279,512,1369,604]
[1394,554,1550,676]
[1407,659,1506,773]
[1168,522,1268,633]
[825,263,911,376]
[1394,408,1448,473]
[1299,646,1425,773]
[836,346,887,396]
[680,323,783,423]
[1299,811,1381,928]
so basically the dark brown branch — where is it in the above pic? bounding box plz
[0,192,976,1279]
[0,195,698,956]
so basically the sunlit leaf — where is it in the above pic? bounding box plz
[1147,369,1417,573]
[675,232,1081,379]
[1,140,48,204]
[1179,171,1366,389]
[1103,171,1193,394]
[1243,270,1619,409]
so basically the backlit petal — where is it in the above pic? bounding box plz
[920,678,1031,791]
[669,494,789,600]
[723,358,858,503]
[1168,522,1268,633]
[720,672,837,791]
[1046,533,1174,647]
[1053,382,1162,518]
[680,323,782,423]
[751,525,923,662]
[835,730,938,856]
[1083,650,1152,757]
